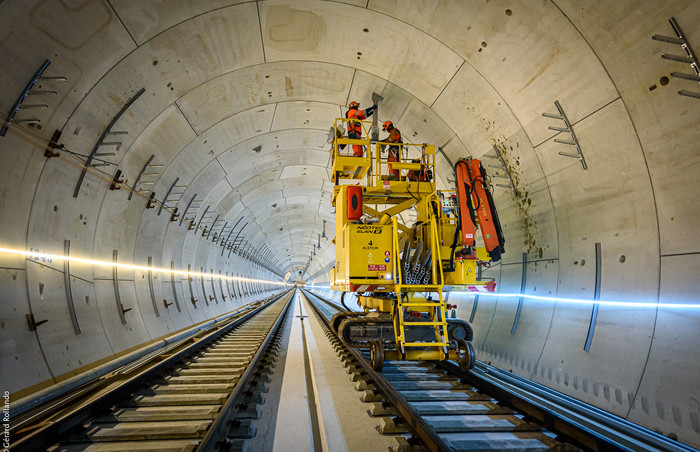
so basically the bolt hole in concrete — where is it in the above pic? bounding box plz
[660,76,670,86]
[481,41,488,47]
[619,255,626,263]
[363,28,369,32]
[152,60,158,66]
[649,84,657,91]
[580,258,585,266]
[53,205,58,212]
[505,9,513,16]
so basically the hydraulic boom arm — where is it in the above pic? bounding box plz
[454,158,505,262]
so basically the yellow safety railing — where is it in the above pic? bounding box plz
[371,142,436,186]
[391,217,406,350]
[329,118,438,189]
[331,117,374,159]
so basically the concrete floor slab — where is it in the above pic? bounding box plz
[271,294,313,452]
[301,294,397,452]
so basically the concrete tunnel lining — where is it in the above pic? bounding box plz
[0,0,699,447]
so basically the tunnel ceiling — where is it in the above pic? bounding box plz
[1,0,698,282]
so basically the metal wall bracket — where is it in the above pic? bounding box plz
[482,144,518,197]
[170,261,182,312]
[200,267,211,305]
[110,169,125,190]
[113,250,128,325]
[511,253,528,335]
[130,154,164,201]
[163,299,174,308]
[221,217,243,249]
[225,272,236,299]
[26,313,49,331]
[63,240,81,335]
[226,221,248,257]
[159,177,183,216]
[468,295,479,323]
[147,256,160,317]
[653,17,700,99]
[1,59,65,137]
[584,243,603,352]
[45,129,63,158]
[146,192,157,209]
[206,215,220,239]
[235,276,242,298]
[195,205,211,233]
[187,264,198,309]
[74,88,145,197]
[210,269,219,304]
[543,100,588,170]
[180,194,201,227]
[219,270,228,302]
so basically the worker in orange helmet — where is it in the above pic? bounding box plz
[345,101,376,156]
[381,120,402,180]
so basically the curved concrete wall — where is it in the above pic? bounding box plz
[0,0,698,446]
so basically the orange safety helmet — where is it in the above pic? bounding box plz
[382,120,393,131]
[348,101,359,108]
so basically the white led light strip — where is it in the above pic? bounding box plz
[0,247,287,286]
[307,285,700,309]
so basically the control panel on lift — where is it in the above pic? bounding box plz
[440,192,458,212]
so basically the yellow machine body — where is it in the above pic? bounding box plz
[327,116,498,369]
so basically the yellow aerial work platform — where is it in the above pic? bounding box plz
[327,117,495,371]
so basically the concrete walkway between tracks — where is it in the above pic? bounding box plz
[249,291,397,451]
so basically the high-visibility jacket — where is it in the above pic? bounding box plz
[383,127,402,158]
[345,106,374,135]
[383,127,401,144]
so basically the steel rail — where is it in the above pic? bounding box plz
[10,291,289,452]
[304,289,695,452]
[301,290,452,452]
[198,290,294,450]
[456,362,697,452]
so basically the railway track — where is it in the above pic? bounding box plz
[11,291,293,452]
[301,289,695,452]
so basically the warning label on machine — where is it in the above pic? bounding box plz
[368,264,386,271]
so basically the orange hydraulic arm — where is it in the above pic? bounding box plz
[454,158,505,262]
[455,159,478,248]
